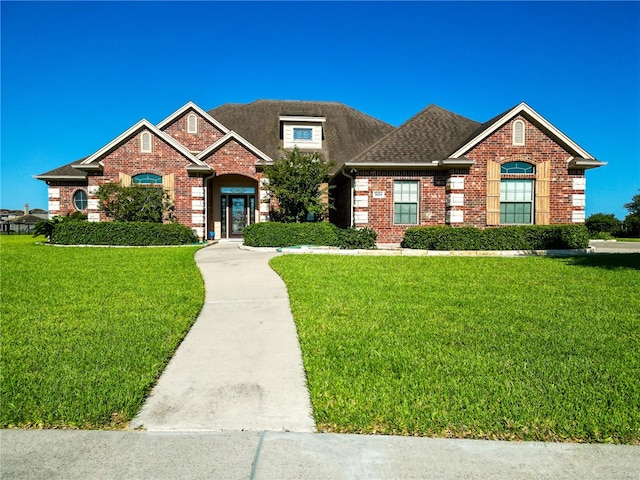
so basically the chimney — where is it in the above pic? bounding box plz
[24,203,29,216]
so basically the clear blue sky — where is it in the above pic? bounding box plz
[2,1,639,218]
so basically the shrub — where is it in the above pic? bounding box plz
[402,225,589,250]
[337,227,377,249]
[51,221,198,246]
[243,223,377,249]
[33,212,87,240]
[242,222,340,248]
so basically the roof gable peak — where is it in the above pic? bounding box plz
[156,101,230,134]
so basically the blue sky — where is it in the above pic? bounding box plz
[2,1,639,218]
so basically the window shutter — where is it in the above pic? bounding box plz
[162,173,175,201]
[535,160,550,225]
[119,173,132,187]
[486,159,500,225]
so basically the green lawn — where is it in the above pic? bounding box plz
[271,254,640,444]
[1,236,204,428]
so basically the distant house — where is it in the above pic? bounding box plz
[35,100,604,244]
[1,205,48,234]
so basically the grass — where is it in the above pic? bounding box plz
[615,237,640,242]
[1,236,204,429]
[270,254,640,444]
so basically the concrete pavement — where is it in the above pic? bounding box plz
[130,241,315,432]
[589,240,640,253]
[2,429,638,479]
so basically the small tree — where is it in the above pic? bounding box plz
[264,147,334,223]
[97,183,174,223]
[623,190,640,237]
[33,211,87,240]
[585,213,622,237]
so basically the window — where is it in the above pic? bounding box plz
[187,113,198,134]
[512,120,525,146]
[500,180,533,224]
[73,190,88,211]
[140,131,152,153]
[501,161,534,174]
[394,181,418,224]
[132,173,162,185]
[293,128,313,141]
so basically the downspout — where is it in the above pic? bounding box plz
[341,168,355,227]
[203,172,216,241]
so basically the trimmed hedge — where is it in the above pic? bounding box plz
[401,225,589,250]
[51,221,199,246]
[242,223,377,249]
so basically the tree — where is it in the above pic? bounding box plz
[585,213,622,237]
[97,183,174,223]
[264,147,334,223]
[623,190,640,237]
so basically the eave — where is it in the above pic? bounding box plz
[33,174,87,182]
[568,157,607,170]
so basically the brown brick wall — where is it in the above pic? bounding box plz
[161,110,226,152]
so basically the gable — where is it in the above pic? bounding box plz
[158,102,229,153]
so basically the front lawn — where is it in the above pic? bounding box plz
[1,236,204,428]
[271,254,640,444]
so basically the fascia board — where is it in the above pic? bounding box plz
[157,101,230,134]
[344,161,440,168]
[568,157,607,169]
[80,119,205,166]
[279,115,326,123]
[197,131,273,164]
[186,165,215,173]
[33,174,87,181]
[449,102,594,160]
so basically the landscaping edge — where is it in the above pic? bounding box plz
[240,244,595,257]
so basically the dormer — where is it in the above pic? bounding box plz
[280,115,325,150]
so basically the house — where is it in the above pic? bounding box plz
[35,100,604,244]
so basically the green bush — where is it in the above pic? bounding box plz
[337,227,377,249]
[243,222,340,248]
[51,221,198,246]
[402,225,589,250]
[585,213,622,237]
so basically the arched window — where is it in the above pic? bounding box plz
[132,173,163,185]
[501,161,534,174]
[512,120,525,146]
[140,131,152,153]
[73,190,88,211]
[499,162,535,224]
[187,113,198,134]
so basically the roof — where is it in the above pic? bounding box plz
[34,159,89,182]
[207,100,395,171]
[6,214,44,224]
[347,104,481,167]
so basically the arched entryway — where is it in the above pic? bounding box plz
[207,174,259,240]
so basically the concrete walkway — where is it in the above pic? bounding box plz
[2,242,638,479]
[130,241,315,432]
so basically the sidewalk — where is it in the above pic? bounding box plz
[2,242,638,479]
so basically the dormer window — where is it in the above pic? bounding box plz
[140,131,152,153]
[280,115,325,149]
[187,113,198,134]
[512,120,525,146]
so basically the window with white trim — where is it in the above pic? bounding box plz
[187,113,198,134]
[512,120,525,146]
[73,190,88,211]
[394,181,418,224]
[293,128,312,141]
[132,173,162,185]
[140,131,152,153]
[500,180,533,224]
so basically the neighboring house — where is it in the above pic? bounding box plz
[35,100,604,243]
[1,205,48,234]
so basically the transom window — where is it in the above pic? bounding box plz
[500,179,533,224]
[132,173,162,185]
[394,180,418,224]
[73,190,88,211]
[293,128,313,141]
[140,131,152,153]
[501,161,534,174]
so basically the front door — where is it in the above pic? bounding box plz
[230,195,247,237]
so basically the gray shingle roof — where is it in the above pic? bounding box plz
[34,159,88,181]
[348,104,481,165]
[207,100,395,171]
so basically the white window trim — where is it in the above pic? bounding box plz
[512,120,525,146]
[187,113,198,134]
[393,180,419,225]
[140,131,152,153]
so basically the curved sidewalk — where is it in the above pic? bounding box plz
[130,242,315,432]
